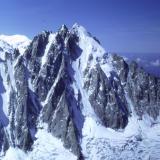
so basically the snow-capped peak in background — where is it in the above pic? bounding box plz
[0,34,31,54]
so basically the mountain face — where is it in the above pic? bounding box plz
[0,24,160,160]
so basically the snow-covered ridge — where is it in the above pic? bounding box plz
[0,34,31,54]
[71,23,114,77]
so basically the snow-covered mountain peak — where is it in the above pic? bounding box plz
[71,23,106,58]
[0,34,31,54]
[0,24,160,160]
[70,24,113,76]
[0,34,30,46]
[0,34,30,45]
[71,23,90,38]
[59,24,68,31]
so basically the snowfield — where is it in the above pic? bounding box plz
[2,113,160,160]
[2,125,77,160]
[27,124,77,160]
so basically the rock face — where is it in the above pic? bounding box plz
[0,25,160,160]
[112,54,160,120]
[127,61,160,119]
[84,63,129,129]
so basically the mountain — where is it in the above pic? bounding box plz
[0,35,31,54]
[0,24,160,160]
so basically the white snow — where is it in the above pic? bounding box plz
[71,23,113,77]
[0,63,9,116]
[0,93,9,117]
[41,58,63,106]
[0,57,12,117]
[71,23,115,119]
[2,147,27,160]
[0,40,13,60]
[26,124,77,160]
[41,33,56,66]
[1,123,77,160]
[0,35,29,46]
[0,35,31,54]
[72,61,96,118]
[28,78,34,91]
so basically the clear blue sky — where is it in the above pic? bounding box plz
[0,0,160,53]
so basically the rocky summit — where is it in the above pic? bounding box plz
[0,24,160,160]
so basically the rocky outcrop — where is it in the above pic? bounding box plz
[112,54,160,121]
[127,61,160,119]
[84,63,129,129]
[6,55,41,152]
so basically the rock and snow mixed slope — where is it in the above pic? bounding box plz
[0,24,160,160]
